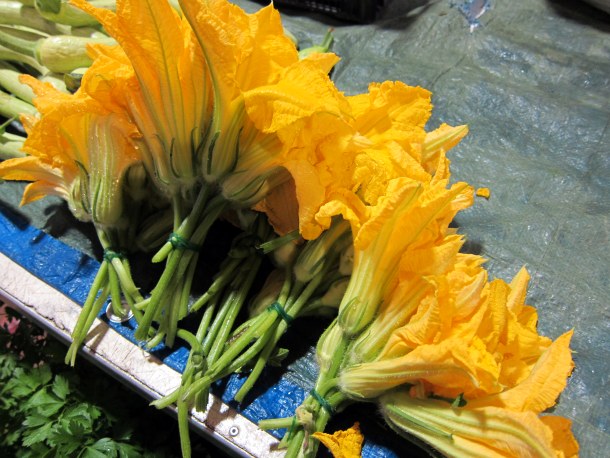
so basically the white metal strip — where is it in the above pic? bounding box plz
[0,251,284,458]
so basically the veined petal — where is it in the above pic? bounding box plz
[179,0,298,101]
[469,330,574,413]
[244,57,349,135]
[422,123,469,172]
[22,181,71,204]
[0,156,64,186]
[73,0,211,189]
[380,393,571,458]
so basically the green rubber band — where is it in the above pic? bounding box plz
[267,301,293,325]
[168,232,201,251]
[310,389,334,414]
[103,249,124,262]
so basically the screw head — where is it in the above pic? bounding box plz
[229,426,239,437]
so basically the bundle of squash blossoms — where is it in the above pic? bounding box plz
[0,0,578,457]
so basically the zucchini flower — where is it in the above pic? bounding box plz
[0,75,140,227]
[340,268,575,402]
[0,75,146,364]
[380,391,578,458]
[340,266,578,457]
[330,176,474,338]
[72,0,213,195]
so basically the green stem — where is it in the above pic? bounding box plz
[207,254,262,365]
[107,260,125,319]
[0,2,62,34]
[0,60,34,103]
[0,89,36,118]
[0,44,45,73]
[177,397,191,458]
[66,272,110,366]
[258,416,295,431]
[188,257,240,313]
[233,324,279,402]
[134,250,182,341]
[0,25,39,56]
[152,185,211,263]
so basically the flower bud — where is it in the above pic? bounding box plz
[316,320,344,374]
[293,219,350,283]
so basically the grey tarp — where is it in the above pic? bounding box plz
[0,0,608,456]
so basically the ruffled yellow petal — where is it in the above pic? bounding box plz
[244,57,349,135]
[470,330,574,413]
[312,422,364,458]
[179,0,298,101]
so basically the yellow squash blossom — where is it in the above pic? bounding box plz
[72,0,212,194]
[247,79,469,241]
[339,267,574,401]
[243,55,354,236]
[344,234,482,367]
[0,75,140,227]
[327,175,474,337]
[380,391,578,458]
[0,75,145,365]
[178,0,314,185]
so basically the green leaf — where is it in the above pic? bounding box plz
[90,437,119,454]
[24,389,64,417]
[82,446,111,458]
[67,418,87,437]
[23,414,49,428]
[21,422,53,447]
[117,442,145,458]
[51,375,70,401]
[31,364,53,386]
[3,429,21,446]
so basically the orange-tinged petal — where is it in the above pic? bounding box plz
[72,0,211,189]
[540,415,579,458]
[21,181,70,204]
[18,75,72,115]
[252,177,300,236]
[179,0,297,101]
[312,422,364,458]
[0,156,62,185]
[470,330,575,413]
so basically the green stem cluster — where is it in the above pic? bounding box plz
[134,186,228,347]
[65,228,144,366]
[259,329,351,458]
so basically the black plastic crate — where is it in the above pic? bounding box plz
[272,0,385,23]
